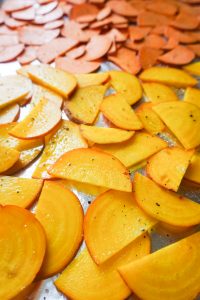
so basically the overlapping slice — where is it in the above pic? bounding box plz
[100,94,143,130]
[184,152,200,184]
[0,205,46,299]
[55,233,150,300]
[109,70,142,105]
[65,85,107,124]
[134,173,200,226]
[33,120,87,179]
[35,181,83,278]
[0,104,19,124]
[49,148,132,192]
[27,64,77,97]
[147,147,194,191]
[94,132,167,167]
[153,102,200,149]
[119,232,200,300]
[84,189,156,264]
[75,72,109,87]
[142,82,179,103]
[80,124,134,144]
[10,98,61,139]
[30,84,63,109]
[140,67,197,88]
[184,61,200,76]
[0,146,20,173]
[0,176,43,207]
[184,87,200,109]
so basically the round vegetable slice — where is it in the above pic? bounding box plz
[85,35,112,61]
[0,44,24,63]
[158,45,195,65]
[142,82,179,103]
[55,56,101,74]
[0,205,46,299]
[0,146,20,173]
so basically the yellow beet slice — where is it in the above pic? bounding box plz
[140,66,197,88]
[75,72,109,87]
[153,101,200,149]
[134,173,200,227]
[94,132,167,167]
[30,84,63,109]
[0,205,46,299]
[183,61,200,76]
[136,103,165,135]
[55,233,150,300]
[183,87,200,109]
[0,75,32,109]
[109,70,142,105]
[28,64,77,97]
[0,104,19,124]
[35,181,83,279]
[119,231,200,300]
[100,94,143,130]
[0,123,43,174]
[146,147,194,191]
[49,148,132,192]
[84,189,156,264]
[65,85,107,124]
[0,146,20,173]
[184,152,200,184]
[33,120,87,179]
[10,98,61,139]
[0,176,42,208]
[80,124,134,144]
[142,82,178,103]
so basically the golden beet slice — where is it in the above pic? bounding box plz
[0,104,19,124]
[184,152,200,184]
[10,99,61,139]
[94,132,167,167]
[134,173,200,227]
[140,67,197,88]
[153,102,200,149]
[80,124,134,144]
[33,120,87,179]
[65,85,107,124]
[0,205,46,299]
[30,84,63,109]
[49,148,132,192]
[84,190,156,264]
[109,70,142,105]
[147,147,194,191]
[184,61,200,76]
[0,176,42,207]
[35,181,83,278]
[0,146,20,173]
[142,82,178,103]
[75,72,109,87]
[55,234,150,300]
[100,94,143,130]
[184,87,200,109]
[28,64,77,97]
[119,232,200,300]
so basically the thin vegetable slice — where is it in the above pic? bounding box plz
[184,152,200,184]
[0,205,46,299]
[119,232,200,300]
[142,82,178,103]
[184,61,200,76]
[0,146,20,173]
[153,101,200,149]
[147,147,194,191]
[0,176,43,207]
[35,181,83,278]
[55,56,101,74]
[158,45,195,65]
[184,87,200,109]
[31,84,63,109]
[49,148,132,192]
[85,35,112,61]
[0,104,19,124]
[75,72,109,87]
[0,44,24,63]
[55,234,150,300]
[100,93,143,130]
[134,173,200,227]
[33,120,87,179]
[18,26,60,45]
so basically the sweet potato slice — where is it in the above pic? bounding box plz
[0,44,24,63]
[100,94,143,130]
[84,190,156,264]
[65,85,107,124]
[171,12,199,30]
[35,181,83,278]
[146,147,194,191]
[134,173,200,226]
[158,45,195,65]
[184,87,200,109]
[109,70,142,105]
[49,148,132,192]
[12,6,35,21]
[152,102,200,149]
[119,232,200,300]
[10,98,61,139]
[136,103,165,135]
[140,67,197,87]
[0,176,42,207]
[0,146,20,173]
[33,120,87,179]
[184,152,200,184]
[0,205,46,299]
[146,1,177,16]
[94,132,167,167]
[18,26,60,45]
[183,61,200,76]
[128,26,151,41]
[75,72,109,87]
[66,45,86,59]
[37,1,58,15]
[30,84,63,109]
[80,125,134,144]
[28,65,77,97]
[85,35,112,61]
[106,0,138,16]
[139,47,163,69]
[0,104,19,124]
[55,234,150,300]
[2,0,34,12]
[142,82,178,103]
[55,56,101,74]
